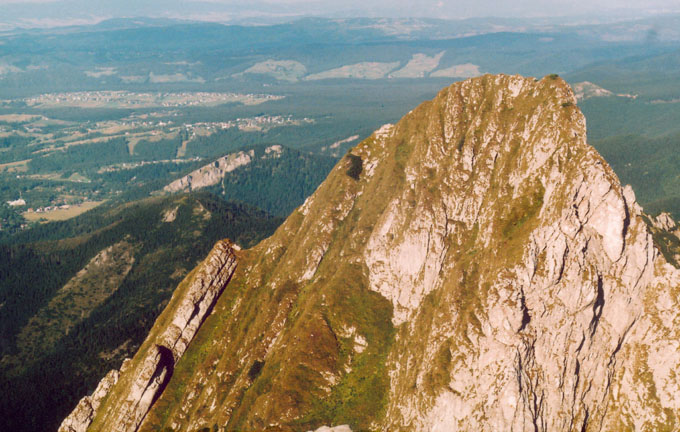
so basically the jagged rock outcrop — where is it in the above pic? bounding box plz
[60,240,238,432]
[163,145,289,193]
[59,368,122,432]
[653,212,678,232]
[164,150,256,192]
[308,426,353,432]
[68,74,680,431]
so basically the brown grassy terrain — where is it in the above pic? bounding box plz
[0,159,30,173]
[23,201,104,221]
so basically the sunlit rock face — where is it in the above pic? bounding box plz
[65,75,680,432]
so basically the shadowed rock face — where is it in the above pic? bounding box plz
[65,75,680,432]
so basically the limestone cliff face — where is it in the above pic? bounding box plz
[164,150,256,193]
[163,145,288,194]
[66,75,680,431]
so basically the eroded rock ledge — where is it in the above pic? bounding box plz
[59,240,238,432]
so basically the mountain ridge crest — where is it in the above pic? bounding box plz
[62,74,680,432]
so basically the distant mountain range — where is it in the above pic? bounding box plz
[1,16,679,100]
[1,1,679,31]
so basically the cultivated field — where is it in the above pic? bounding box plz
[23,201,105,221]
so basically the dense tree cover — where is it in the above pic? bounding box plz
[0,134,33,164]
[0,192,282,432]
[591,132,680,218]
[567,49,680,140]
[28,138,131,173]
[97,161,202,188]
[202,144,336,216]
[185,128,267,159]
[132,136,182,160]
[0,134,32,149]
[0,203,25,236]
[579,97,680,140]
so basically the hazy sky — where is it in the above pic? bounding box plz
[1,0,679,28]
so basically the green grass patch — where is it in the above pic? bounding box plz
[422,338,454,394]
[501,181,545,239]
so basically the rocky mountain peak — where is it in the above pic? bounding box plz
[63,74,680,431]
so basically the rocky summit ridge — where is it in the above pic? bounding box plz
[61,74,680,431]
